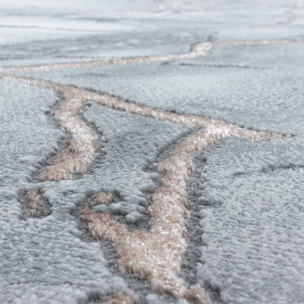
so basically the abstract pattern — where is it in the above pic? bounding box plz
[1,1,304,303]
[0,38,291,303]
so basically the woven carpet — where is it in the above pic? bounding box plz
[1,1,304,303]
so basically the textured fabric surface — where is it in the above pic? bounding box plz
[1,1,304,303]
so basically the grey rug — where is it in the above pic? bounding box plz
[1,1,304,303]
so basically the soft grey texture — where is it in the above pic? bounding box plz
[197,135,304,304]
[1,0,304,303]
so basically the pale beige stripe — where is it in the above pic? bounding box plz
[1,38,303,72]
[0,42,212,72]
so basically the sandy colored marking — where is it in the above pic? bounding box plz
[27,189,43,217]
[95,192,114,205]
[82,120,278,303]
[102,291,139,304]
[41,86,98,181]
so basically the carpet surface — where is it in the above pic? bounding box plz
[1,1,304,303]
